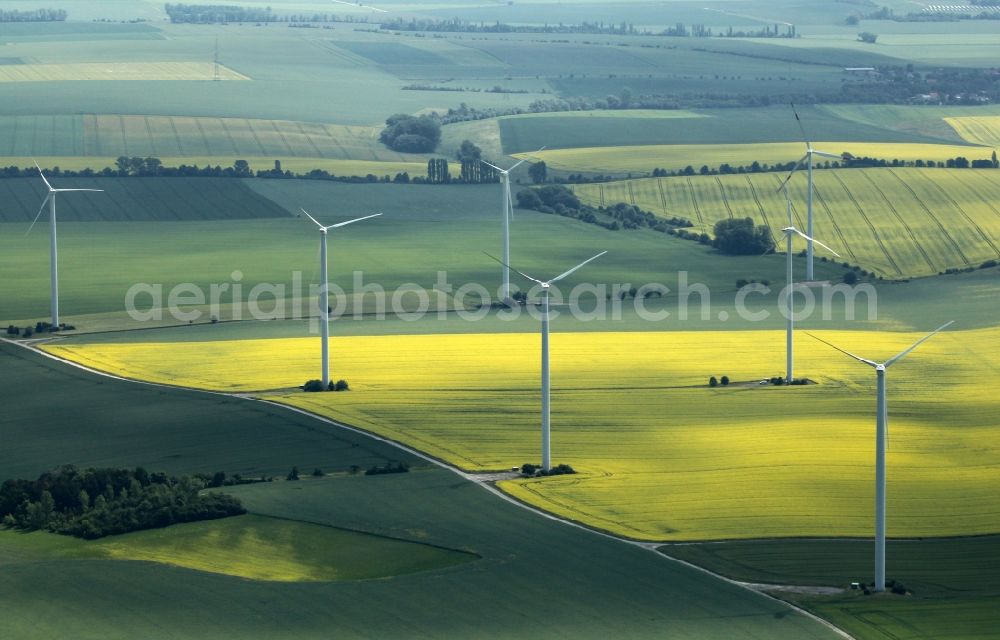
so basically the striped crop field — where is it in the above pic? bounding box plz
[0,115,425,163]
[518,142,993,174]
[42,326,1000,542]
[0,62,247,83]
[945,116,1000,148]
[572,168,1000,278]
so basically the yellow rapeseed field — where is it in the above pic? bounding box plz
[44,328,1000,541]
[572,168,1000,278]
[945,116,1000,148]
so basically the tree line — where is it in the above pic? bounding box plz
[515,184,693,234]
[1,466,245,540]
[0,8,66,22]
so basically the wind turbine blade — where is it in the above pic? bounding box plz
[806,332,879,367]
[299,208,324,229]
[787,228,841,257]
[480,160,504,173]
[24,195,51,236]
[483,251,545,286]
[506,180,515,222]
[547,251,607,285]
[811,150,844,160]
[884,321,955,368]
[775,154,809,193]
[507,157,528,171]
[52,188,104,193]
[327,212,382,229]
[33,160,54,192]
[791,102,811,148]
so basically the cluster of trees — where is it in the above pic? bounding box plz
[708,376,730,387]
[0,8,66,22]
[364,462,410,476]
[455,140,495,184]
[713,218,775,255]
[165,3,278,23]
[302,379,349,392]
[839,65,1000,105]
[379,16,794,38]
[520,463,576,477]
[379,114,441,153]
[767,377,809,386]
[1,466,245,540]
[6,321,74,338]
[402,83,530,95]
[516,185,693,235]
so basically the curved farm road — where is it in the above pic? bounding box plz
[5,338,853,640]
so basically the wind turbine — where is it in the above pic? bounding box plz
[480,147,545,303]
[777,105,852,282]
[487,250,606,471]
[301,208,382,387]
[808,321,954,592]
[778,184,840,384]
[25,161,104,328]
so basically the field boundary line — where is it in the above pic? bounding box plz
[7,337,854,640]
[813,184,858,263]
[142,116,158,157]
[744,175,779,245]
[882,169,970,268]
[911,168,1000,259]
[714,177,734,219]
[860,171,938,273]
[830,171,902,277]
[269,120,295,156]
[167,116,187,156]
[299,122,328,158]
[218,118,242,156]
[117,115,129,157]
[9,115,19,156]
[685,177,705,224]
[950,170,1000,223]
[656,177,668,216]
[244,118,268,156]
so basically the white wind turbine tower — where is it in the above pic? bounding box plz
[481,147,545,303]
[777,184,840,384]
[25,161,104,328]
[487,250,606,471]
[301,208,382,387]
[778,105,851,282]
[808,321,954,593]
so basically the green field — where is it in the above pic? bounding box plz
[43,327,1000,542]
[0,177,291,223]
[0,178,856,324]
[572,168,1000,278]
[667,537,1000,640]
[0,342,836,639]
[0,115,426,162]
[500,106,965,154]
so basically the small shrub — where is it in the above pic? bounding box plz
[302,379,326,392]
[287,466,300,481]
[843,270,859,285]
[311,468,324,477]
[709,376,719,387]
[720,375,730,386]
[333,379,349,392]
[521,463,538,476]
[891,581,907,595]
